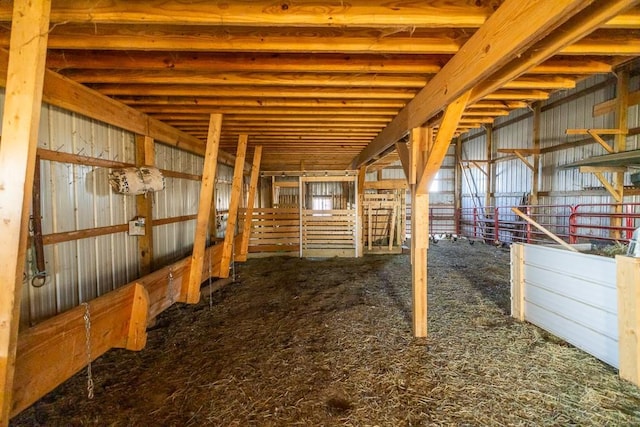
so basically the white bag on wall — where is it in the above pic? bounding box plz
[109,167,165,195]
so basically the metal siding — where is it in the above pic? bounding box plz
[522,244,618,368]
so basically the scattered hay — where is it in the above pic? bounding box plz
[11,242,640,426]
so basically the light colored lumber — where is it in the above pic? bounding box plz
[513,150,535,171]
[135,135,155,275]
[0,1,51,423]
[11,282,149,417]
[238,146,263,262]
[219,135,249,278]
[417,90,470,193]
[182,114,222,304]
[510,244,526,321]
[565,128,626,135]
[593,89,640,117]
[616,255,640,387]
[579,166,628,173]
[411,190,429,337]
[511,208,578,252]
[351,0,593,168]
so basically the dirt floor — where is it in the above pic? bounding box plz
[12,241,640,426]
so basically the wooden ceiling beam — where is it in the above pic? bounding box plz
[144,107,400,116]
[93,84,418,99]
[46,51,447,74]
[45,50,615,75]
[0,26,465,54]
[0,1,634,29]
[0,25,630,55]
[352,0,593,168]
[114,97,407,109]
[0,0,497,27]
[61,69,429,88]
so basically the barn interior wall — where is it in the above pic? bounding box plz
[0,90,234,328]
[461,68,640,223]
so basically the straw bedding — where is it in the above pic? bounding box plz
[12,241,640,426]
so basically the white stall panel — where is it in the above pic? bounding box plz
[522,244,618,367]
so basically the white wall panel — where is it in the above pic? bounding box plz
[521,244,618,368]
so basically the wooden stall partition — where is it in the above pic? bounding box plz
[11,283,149,416]
[10,234,245,418]
[617,255,640,387]
[362,193,403,253]
[239,207,300,256]
[301,209,357,257]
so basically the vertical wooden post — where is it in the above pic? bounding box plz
[612,67,629,240]
[410,127,430,338]
[531,103,541,205]
[0,0,51,423]
[181,114,222,304]
[617,255,640,386]
[510,243,525,321]
[357,166,366,257]
[485,124,494,209]
[135,135,155,275]
[453,137,462,234]
[411,189,429,337]
[238,146,263,262]
[219,135,248,278]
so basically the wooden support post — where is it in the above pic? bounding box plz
[219,135,248,278]
[409,127,430,338]
[617,255,640,387]
[0,1,51,424]
[485,124,495,209]
[510,243,525,322]
[123,283,150,351]
[181,114,222,304]
[357,166,366,257]
[238,146,263,262]
[135,135,155,275]
[395,142,410,180]
[454,137,462,232]
[411,189,429,338]
[531,103,541,205]
[613,67,629,240]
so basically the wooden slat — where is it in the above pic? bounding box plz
[183,114,221,304]
[0,2,51,423]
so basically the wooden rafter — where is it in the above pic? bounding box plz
[351,0,596,169]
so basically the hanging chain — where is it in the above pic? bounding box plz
[168,267,174,304]
[81,302,94,400]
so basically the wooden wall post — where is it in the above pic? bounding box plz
[510,243,526,321]
[219,135,248,278]
[0,0,51,423]
[135,135,155,275]
[531,102,541,205]
[238,145,263,262]
[616,255,640,386]
[485,124,495,209]
[612,67,629,240]
[181,113,222,304]
[454,137,462,232]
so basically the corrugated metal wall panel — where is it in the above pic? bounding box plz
[153,143,203,264]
